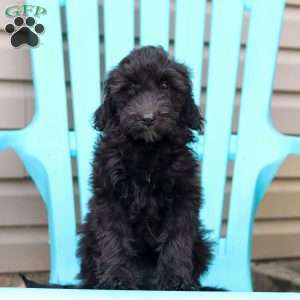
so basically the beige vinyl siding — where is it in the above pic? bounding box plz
[0,1,300,272]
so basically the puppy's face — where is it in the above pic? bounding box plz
[94,46,203,143]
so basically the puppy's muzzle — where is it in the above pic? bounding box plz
[142,113,155,127]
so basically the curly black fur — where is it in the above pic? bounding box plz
[77,46,212,290]
[24,46,222,291]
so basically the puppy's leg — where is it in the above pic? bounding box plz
[156,208,203,291]
[156,235,199,290]
[78,201,138,290]
[81,234,138,290]
[93,240,137,290]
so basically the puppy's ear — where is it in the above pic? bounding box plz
[181,96,204,133]
[94,71,116,131]
[93,90,114,132]
[93,101,108,131]
[173,62,204,133]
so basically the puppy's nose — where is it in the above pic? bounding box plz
[142,113,155,126]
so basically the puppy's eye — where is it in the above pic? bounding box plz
[160,81,169,90]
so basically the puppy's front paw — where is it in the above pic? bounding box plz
[96,270,137,290]
[158,277,200,291]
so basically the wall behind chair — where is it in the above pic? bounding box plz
[0,0,300,273]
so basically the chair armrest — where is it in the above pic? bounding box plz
[285,135,300,156]
[0,130,20,151]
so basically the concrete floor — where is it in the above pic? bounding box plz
[252,259,300,292]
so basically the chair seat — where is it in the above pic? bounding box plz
[0,0,298,296]
[1,289,299,300]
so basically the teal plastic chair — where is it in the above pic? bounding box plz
[1,0,299,298]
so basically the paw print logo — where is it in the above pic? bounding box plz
[5,16,44,48]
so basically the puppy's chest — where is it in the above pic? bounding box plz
[126,173,170,218]
[125,171,171,247]
[125,152,174,192]
[119,150,177,244]
[129,186,166,248]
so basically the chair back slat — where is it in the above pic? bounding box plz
[201,0,244,240]
[140,0,170,50]
[103,0,135,73]
[202,0,285,291]
[65,0,101,221]
[10,0,79,284]
[173,0,206,105]
[225,0,285,285]
[228,0,286,243]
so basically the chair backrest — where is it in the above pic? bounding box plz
[1,0,296,291]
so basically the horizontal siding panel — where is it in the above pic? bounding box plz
[2,82,299,135]
[223,180,300,220]
[0,33,31,80]
[273,50,300,92]
[0,33,70,81]
[253,232,300,259]
[222,92,300,135]
[278,156,300,178]
[0,179,80,226]
[2,18,300,91]
[1,150,300,180]
[257,180,300,219]
[271,93,300,135]
[1,82,300,135]
[280,7,300,49]
[200,48,300,93]
[222,220,300,259]
[1,179,300,227]
[0,151,25,178]
[0,180,47,226]
[287,0,300,5]
[1,141,300,180]
[226,156,300,179]
[0,41,299,92]
[0,99,25,129]
[0,0,24,29]
[1,221,299,272]
[252,220,300,259]
[0,226,49,273]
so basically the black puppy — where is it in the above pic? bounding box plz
[24,46,221,291]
